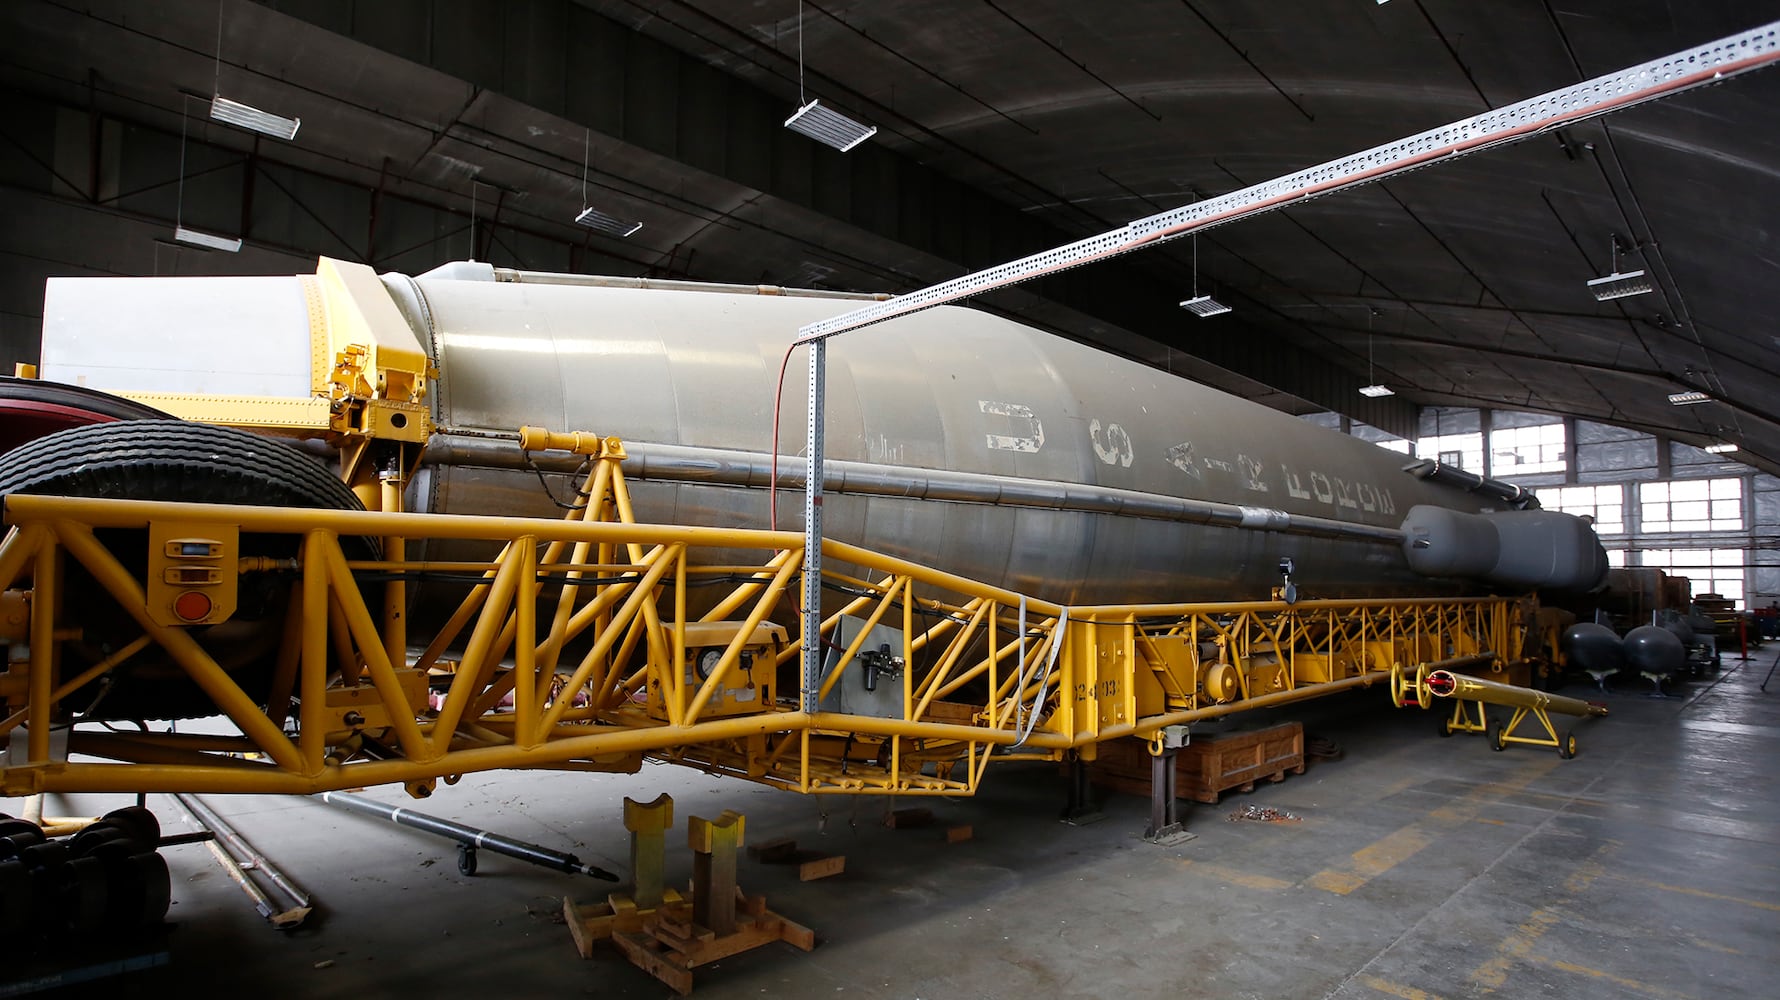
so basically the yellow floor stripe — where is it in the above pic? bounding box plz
[1611,874,1780,912]
[1359,974,1447,1000]
[1469,842,1615,990]
[1471,906,1560,989]
[1686,936,1742,956]
[1530,956,1697,1000]
[1176,859,1292,892]
[1307,759,1558,895]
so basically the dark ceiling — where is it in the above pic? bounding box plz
[2,1,1778,473]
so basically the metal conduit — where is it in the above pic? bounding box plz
[487,268,891,301]
[424,433,1408,546]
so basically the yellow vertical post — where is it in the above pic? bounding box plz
[26,539,58,763]
[378,471,407,671]
[300,530,331,771]
[623,793,674,909]
[513,537,539,749]
[687,810,744,936]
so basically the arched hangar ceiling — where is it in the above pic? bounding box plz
[1,1,1776,473]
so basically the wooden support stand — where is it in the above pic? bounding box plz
[1083,722,1306,805]
[566,795,815,994]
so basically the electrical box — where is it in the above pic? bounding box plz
[652,621,784,720]
[146,521,239,627]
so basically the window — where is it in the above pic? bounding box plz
[1639,478,1743,532]
[1638,548,1745,602]
[1605,549,1626,568]
[1536,484,1625,533]
[1417,432,1483,472]
[1489,422,1566,475]
[1374,438,1411,454]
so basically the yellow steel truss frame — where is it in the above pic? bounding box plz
[0,476,1533,800]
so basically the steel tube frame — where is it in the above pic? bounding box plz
[4,430,1537,799]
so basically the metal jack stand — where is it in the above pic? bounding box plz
[1059,752,1105,825]
[1143,726,1195,846]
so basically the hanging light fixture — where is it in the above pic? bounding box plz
[1704,442,1738,454]
[207,7,299,140]
[1667,390,1712,406]
[172,94,243,252]
[783,2,876,151]
[572,129,641,236]
[1588,234,1651,301]
[1359,308,1392,397]
[1179,235,1230,316]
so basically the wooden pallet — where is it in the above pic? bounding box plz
[612,892,815,995]
[1085,722,1305,804]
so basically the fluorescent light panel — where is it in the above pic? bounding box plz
[1587,269,1652,301]
[575,207,643,237]
[1358,384,1395,398]
[784,100,877,152]
[1180,295,1231,317]
[173,226,243,252]
[210,96,300,140]
[1704,442,1738,454]
[1667,390,1712,405]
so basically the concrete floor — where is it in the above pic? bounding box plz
[6,652,1778,999]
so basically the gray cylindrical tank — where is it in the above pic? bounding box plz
[1623,625,1685,676]
[386,266,1525,604]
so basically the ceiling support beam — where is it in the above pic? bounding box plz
[256,0,1414,425]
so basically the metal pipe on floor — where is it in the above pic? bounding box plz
[315,791,619,881]
[173,793,313,927]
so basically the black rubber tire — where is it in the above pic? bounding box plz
[1489,722,1506,752]
[0,419,372,719]
[0,419,360,512]
[0,376,172,455]
[457,845,478,876]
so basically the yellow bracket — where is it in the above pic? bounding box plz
[308,257,435,445]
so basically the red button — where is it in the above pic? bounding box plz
[173,591,212,622]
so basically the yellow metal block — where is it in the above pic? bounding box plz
[362,400,431,442]
[1294,651,1354,684]
[1087,624,1131,729]
[0,590,26,643]
[687,809,745,852]
[1139,634,1196,715]
[1355,640,1399,673]
[318,671,427,734]
[115,392,332,432]
[314,257,431,404]
[1246,656,1289,695]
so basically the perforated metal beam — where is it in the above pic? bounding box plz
[794,21,1780,688]
[797,21,1780,344]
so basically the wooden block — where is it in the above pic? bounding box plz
[797,855,846,881]
[945,825,973,843]
[770,911,818,951]
[564,896,616,958]
[613,932,694,996]
[884,807,933,829]
[746,837,800,863]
